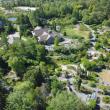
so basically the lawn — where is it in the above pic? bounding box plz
[62,24,90,40]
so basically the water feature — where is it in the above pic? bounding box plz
[8,17,17,22]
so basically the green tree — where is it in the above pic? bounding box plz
[88,99,96,110]
[6,81,37,110]
[5,22,15,34]
[0,76,6,110]
[1,33,8,50]
[24,66,44,86]
[47,91,89,110]
[8,57,26,77]
[51,76,64,96]
[54,37,59,47]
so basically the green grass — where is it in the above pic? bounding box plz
[62,25,90,40]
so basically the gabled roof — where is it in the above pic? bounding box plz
[33,26,48,37]
[32,26,64,44]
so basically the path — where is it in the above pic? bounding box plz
[84,24,101,61]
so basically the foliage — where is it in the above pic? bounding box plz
[47,91,89,110]
[6,81,37,110]
[103,96,110,104]
[24,66,45,86]
[0,38,47,77]
[74,76,82,91]
[54,37,59,47]
[51,76,64,96]
[88,81,96,88]
[88,99,96,110]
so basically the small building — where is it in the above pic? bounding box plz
[32,26,64,45]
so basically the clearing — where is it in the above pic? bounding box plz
[100,70,110,84]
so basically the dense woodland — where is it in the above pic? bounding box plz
[0,0,110,110]
[1,0,110,25]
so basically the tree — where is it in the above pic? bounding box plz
[18,14,32,36]
[0,76,6,110]
[8,57,26,77]
[6,81,37,110]
[72,17,78,24]
[51,76,64,96]
[36,44,46,62]
[47,91,89,110]
[88,99,97,110]
[5,22,15,34]
[1,33,9,50]
[29,11,38,27]
[24,66,44,86]
[54,37,59,47]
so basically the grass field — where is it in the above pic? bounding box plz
[62,24,90,40]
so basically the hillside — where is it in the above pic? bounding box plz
[0,0,110,110]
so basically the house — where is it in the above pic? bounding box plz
[32,26,64,45]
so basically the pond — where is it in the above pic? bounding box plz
[8,17,17,22]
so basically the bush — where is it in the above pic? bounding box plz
[88,81,96,88]
[80,23,89,31]
[103,20,110,27]
[72,17,77,24]
[88,99,96,110]
[103,96,110,104]
[55,67,62,77]
[88,73,99,83]
[98,85,110,95]
[80,86,93,94]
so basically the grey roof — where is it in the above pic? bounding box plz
[33,26,64,44]
[33,27,48,37]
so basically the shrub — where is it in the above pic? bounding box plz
[88,99,97,110]
[88,81,96,88]
[103,96,110,104]
[55,67,62,77]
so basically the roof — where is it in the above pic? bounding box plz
[33,26,48,37]
[33,26,64,44]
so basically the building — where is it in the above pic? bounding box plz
[32,26,64,45]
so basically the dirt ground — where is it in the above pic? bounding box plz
[100,70,110,83]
